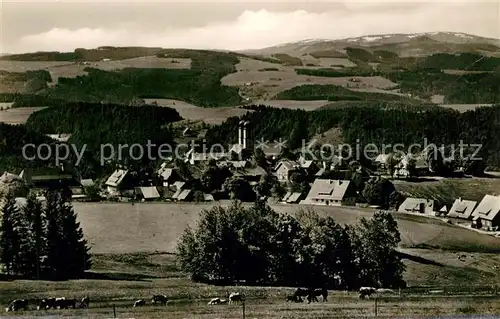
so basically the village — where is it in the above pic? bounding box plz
[1,120,499,238]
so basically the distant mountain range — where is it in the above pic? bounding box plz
[243,32,500,57]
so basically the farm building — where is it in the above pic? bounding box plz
[104,169,135,197]
[301,179,356,206]
[80,179,95,187]
[447,198,477,219]
[157,165,182,186]
[135,186,160,201]
[397,198,435,215]
[232,166,267,183]
[374,154,391,169]
[274,160,300,183]
[46,133,72,143]
[218,160,249,169]
[19,167,78,190]
[471,195,500,231]
[281,192,306,204]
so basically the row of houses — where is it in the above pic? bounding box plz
[397,196,500,231]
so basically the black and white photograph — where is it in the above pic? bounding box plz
[0,0,500,318]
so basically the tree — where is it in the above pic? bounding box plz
[17,193,44,278]
[389,191,406,210]
[253,148,268,170]
[356,211,406,288]
[43,190,91,280]
[223,177,256,202]
[362,177,395,208]
[201,162,231,192]
[0,192,21,274]
[254,174,277,198]
[58,200,92,279]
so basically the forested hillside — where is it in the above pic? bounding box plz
[0,123,55,173]
[25,102,182,177]
[206,104,500,168]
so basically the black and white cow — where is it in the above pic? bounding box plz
[228,292,243,304]
[5,299,28,312]
[151,294,168,305]
[359,287,377,299]
[79,296,90,309]
[133,299,146,307]
[37,298,56,310]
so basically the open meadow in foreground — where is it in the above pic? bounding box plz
[2,202,500,318]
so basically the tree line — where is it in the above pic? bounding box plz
[205,104,500,170]
[177,201,406,289]
[0,189,91,280]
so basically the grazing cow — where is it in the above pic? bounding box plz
[133,299,146,307]
[151,294,168,305]
[228,292,243,304]
[308,288,328,303]
[208,298,222,305]
[286,295,301,303]
[54,297,76,309]
[38,298,56,310]
[5,299,28,312]
[219,299,228,304]
[79,296,90,309]
[359,287,377,299]
[292,288,309,302]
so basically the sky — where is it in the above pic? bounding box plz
[1,1,499,53]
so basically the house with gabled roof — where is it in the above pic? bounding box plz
[104,169,135,197]
[397,198,435,215]
[135,186,160,201]
[46,133,72,143]
[301,179,356,206]
[157,164,182,186]
[274,160,300,183]
[19,167,78,190]
[282,191,305,204]
[471,195,500,231]
[447,198,477,220]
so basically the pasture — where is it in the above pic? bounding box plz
[73,202,500,255]
[2,202,500,317]
[0,107,46,124]
[1,252,500,318]
[394,177,500,204]
[221,57,400,100]
[142,98,249,125]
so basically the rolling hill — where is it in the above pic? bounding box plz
[244,32,500,57]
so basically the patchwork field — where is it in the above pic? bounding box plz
[0,107,46,124]
[143,98,250,125]
[221,57,399,100]
[0,57,192,87]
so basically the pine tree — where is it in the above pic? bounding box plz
[43,190,91,280]
[59,200,92,278]
[18,193,44,278]
[0,192,21,275]
[43,190,63,280]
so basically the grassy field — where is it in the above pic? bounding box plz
[221,57,399,101]
[394,177,500,205]
[0,106,47,124]
[73,202,500,255]
[2,202,500,317]
[1,252,500,318]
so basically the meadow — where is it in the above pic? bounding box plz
[2,202,500,318]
